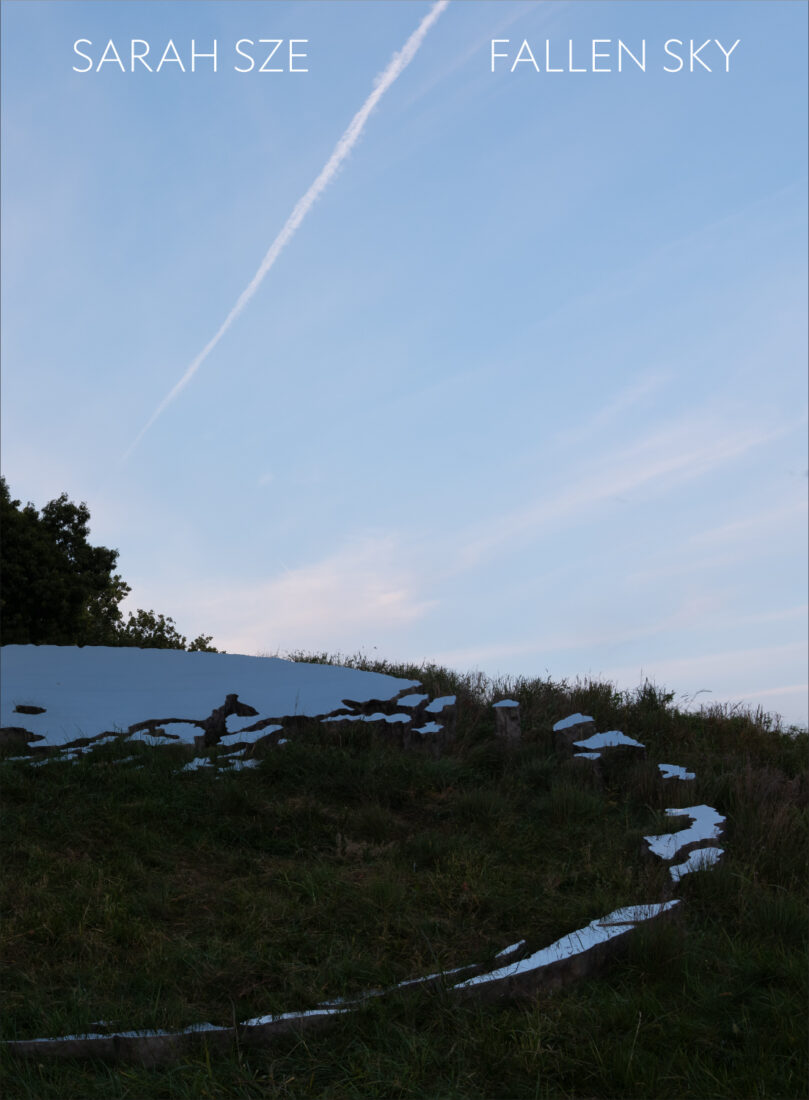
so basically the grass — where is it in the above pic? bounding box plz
[1,654,806,1098]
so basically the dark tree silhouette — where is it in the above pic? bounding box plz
[0,478,219,651]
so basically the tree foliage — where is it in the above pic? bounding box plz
[0,478,219,651]
[114,608,218,652]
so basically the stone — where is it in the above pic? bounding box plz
[493,700,521,744]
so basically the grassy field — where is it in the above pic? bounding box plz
[1,654,806,1098]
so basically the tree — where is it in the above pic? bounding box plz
[0,478,219,651]
[115,608,217,653]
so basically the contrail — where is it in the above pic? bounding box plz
[122,0,449,462]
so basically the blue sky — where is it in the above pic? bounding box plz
[2,0,807,726]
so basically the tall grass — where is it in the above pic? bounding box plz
[1,656,806,1098]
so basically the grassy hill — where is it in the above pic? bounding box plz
[1,653,806,1099]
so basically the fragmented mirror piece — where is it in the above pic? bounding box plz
[221,725,283,745]
[552,713,594,731]
[454,902,680,989]
[425,695,456,713]
[658,763,696,780]
[573,730,645,750]
[360,712,411,723]
[181,757,214,772]
[0,646,421,750]
[396,694,430,707]
[1,647,730,1065]
[495,939,526,958]
[217,758,262,772]
[644,805,726,862]
[669,846,724,881]
[413,721,443,735]
[242,1007,354,1027]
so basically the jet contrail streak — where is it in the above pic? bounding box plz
[122,0,450,462]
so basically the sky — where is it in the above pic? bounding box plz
[2,0,807,728]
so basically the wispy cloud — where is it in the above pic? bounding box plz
[574,641,809,725]
[600,640,807,690]
[122,0,450,462]
[559,371,671,445]
[685,500,808,549]
[431,597,809,673]
[403,0,558,108]
[731,604,809,628]
[455,415,792,569]
[428,595,725,670]
[739,684,808,701]
[184,536,436,655]
[622,500,807,586]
